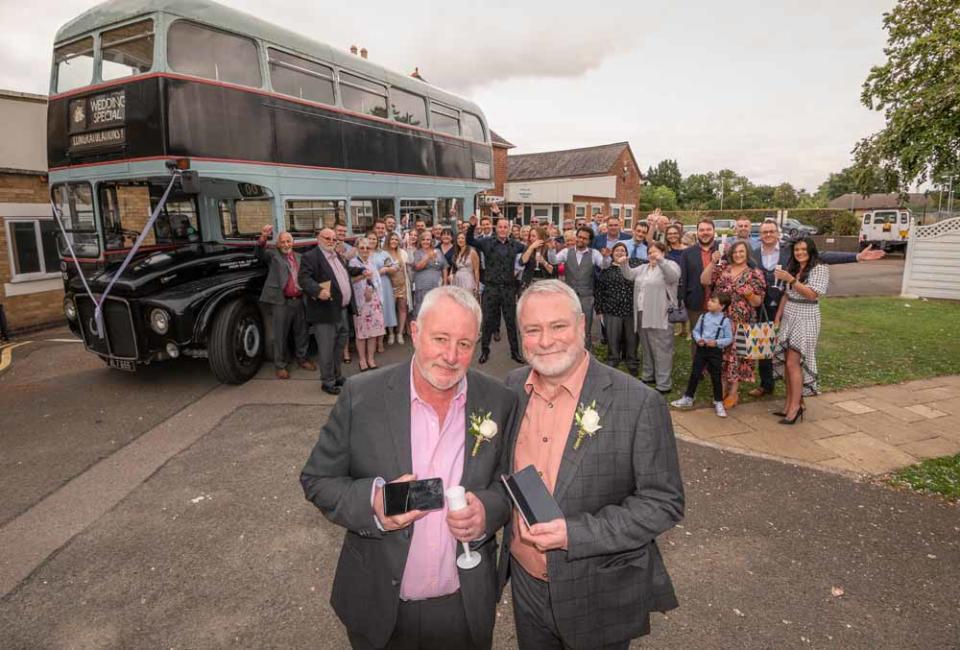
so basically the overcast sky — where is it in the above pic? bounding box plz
[0,0,897,191]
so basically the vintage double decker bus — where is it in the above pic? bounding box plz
[50,0,493,382]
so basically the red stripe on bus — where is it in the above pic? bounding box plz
[50,72,486,145]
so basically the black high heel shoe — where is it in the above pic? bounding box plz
[779,406,805,425]
[774,398,804,417]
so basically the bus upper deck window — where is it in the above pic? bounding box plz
[167,21,261,88]
[55,37,94,93]
[462,112,485,143]
[101,19,155,81]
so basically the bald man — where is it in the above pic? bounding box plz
[255,225,315,379]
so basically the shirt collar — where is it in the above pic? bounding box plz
[524,350,590,400]
[761,241,780,254]
[409,359,468,406]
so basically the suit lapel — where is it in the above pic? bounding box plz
[461,372,484,488]
[553,358,614,504]
[384,362,413,477]
[508,371,534,476]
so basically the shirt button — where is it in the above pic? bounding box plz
[542,572,549,579]
[542,437,548,443]
[538,470,544,477]
[547,402,553,409]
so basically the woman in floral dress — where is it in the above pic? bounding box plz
[348,237,386,371]
[700,240,765,408]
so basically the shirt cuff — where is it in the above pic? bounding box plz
[371,476,386,532]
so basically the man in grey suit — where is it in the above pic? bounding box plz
[254,225,316,379]
[499,279,684,650]
[300,286,519,649]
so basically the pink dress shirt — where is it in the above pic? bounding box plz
[399,365,467,601]
[322,247,353,307]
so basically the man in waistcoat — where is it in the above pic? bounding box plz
[551,227,608,348]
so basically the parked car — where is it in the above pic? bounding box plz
[781,218,818,238]
[859,209,911,252]
[712,218,736,232]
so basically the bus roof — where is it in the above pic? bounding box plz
[55,0,485,120]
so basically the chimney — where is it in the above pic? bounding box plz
[360,47,368,59]
[349,44,358,55]
[411,67,425,81]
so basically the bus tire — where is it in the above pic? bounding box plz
[208,298,264,384]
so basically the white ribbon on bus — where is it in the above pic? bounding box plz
[51,170,181,339]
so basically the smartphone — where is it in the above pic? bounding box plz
[383,478,445,516]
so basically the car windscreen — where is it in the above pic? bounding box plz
[52,182,100,258]
[99,183,201,250]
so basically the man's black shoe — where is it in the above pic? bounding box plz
[478,351,490,364]
[322,385,341,396]
[335,377,346,387]
[511,353,525,364]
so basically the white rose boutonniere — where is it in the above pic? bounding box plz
[469,410,498,457]
[573,400,602,450]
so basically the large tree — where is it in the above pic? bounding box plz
[680,173,716,209]
[853,0,960,190]
[638,185,679,211]
[645,159,683,196]
[818,165,900,200]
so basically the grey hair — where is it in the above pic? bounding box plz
[417,286,483,333]
[516,279,582,323]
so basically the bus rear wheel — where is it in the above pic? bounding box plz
[208,299,264,384]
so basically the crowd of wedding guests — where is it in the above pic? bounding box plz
[258,208,883,415]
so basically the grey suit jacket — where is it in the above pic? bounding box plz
[254,241,301,305]
[499,357,684,649]
[300,361,519,649]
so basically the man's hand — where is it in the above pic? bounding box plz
[260,224,273,238]
[600,247,611,258]
[373,473,426,531]
[469,214,478,226]
[696,339,705,346]
[856,245,886,262]
[319,288,331,301]
[520,518,568,552]
[446,491,486,542]
[706,339,717,347]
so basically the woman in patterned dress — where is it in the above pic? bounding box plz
[348,237,386,371]
[773,237,829,424]
[597,242,638,375]
[370,231,397,352]
[411,230,449,319]
[701,239,766,409]
[450,231,480,296]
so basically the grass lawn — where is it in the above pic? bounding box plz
[593,296,960,406]
[887,453,960,502]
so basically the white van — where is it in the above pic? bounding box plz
[859,209,911,252]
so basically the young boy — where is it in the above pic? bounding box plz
[671,293,733,417]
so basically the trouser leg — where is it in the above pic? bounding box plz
[314,322,337,387]
[579,295,594,348]
[605,315,624,368]
[510,563,565,650]
[637,316,655,383]
[480,287,503,353]
[271,303,292,369]
[685,349,708,398]
[647,326,675,391]
[758,358,774,392]
[706,349,724,402]
[622,318,639,376]
[347,592,477,650]
[293,301,310,361]
[687,309,703,356]
[333,310,348,380]
[501,285,520,356]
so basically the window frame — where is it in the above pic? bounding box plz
[166,19,263,88]
[53,35,96,94]
[429,101,461,137]
[5,218,62,282]
[338,70,388,118]
[388,86,428,127]
[98,17,156,83]
[284,197,348,240]
[461,112,486,143]
[267,46,337,106]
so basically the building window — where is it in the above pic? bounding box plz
[575,205,586,219]
[462,112,485,142]
[340,72,388,118]
[101,19,154,81]
[430,104,460,136]
[285,200,345,237]
[591,206,602,216]
[54,37,94,93]
[167,21,261,88]
[390,87,426,126]
[6,219,61,281]
[268,48,335,105]
[612,206,621,218]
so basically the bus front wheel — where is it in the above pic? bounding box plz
[208,299,264,384]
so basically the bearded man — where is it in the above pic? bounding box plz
[499,279,684,650]
[301,286,518,649]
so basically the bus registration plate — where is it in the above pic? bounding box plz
[108,357,136,372]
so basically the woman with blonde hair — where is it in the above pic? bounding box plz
[384,231,412,344]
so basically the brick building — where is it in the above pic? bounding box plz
[0,90,63,334]
[503,142,642,228]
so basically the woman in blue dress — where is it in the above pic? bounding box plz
[370,231,398,352]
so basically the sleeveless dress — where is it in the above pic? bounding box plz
[373,250,398,328]
[452,252,477,292]
[774,264,829,395]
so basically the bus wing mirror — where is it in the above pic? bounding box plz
[179,171,201,194]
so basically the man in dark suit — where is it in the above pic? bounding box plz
[254,225,316,379]
[299,227,362,395]
[301,286,519,649]
[499,279,684,650]
[678,219,719,352]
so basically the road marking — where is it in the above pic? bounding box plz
[0,342,31,373]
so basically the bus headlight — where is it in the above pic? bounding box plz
[63,297,77,321]
[149,308,170,334]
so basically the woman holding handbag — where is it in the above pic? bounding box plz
[773,237,829,424]
[620,241,681,393]
[701,240,766,409]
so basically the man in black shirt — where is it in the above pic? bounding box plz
[468,215,526,364]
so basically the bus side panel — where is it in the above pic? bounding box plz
[395,130,436,178]
[341,117,398,174]
[272,100,343,168]
[434,136,471,180]
[166,79,275,162]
